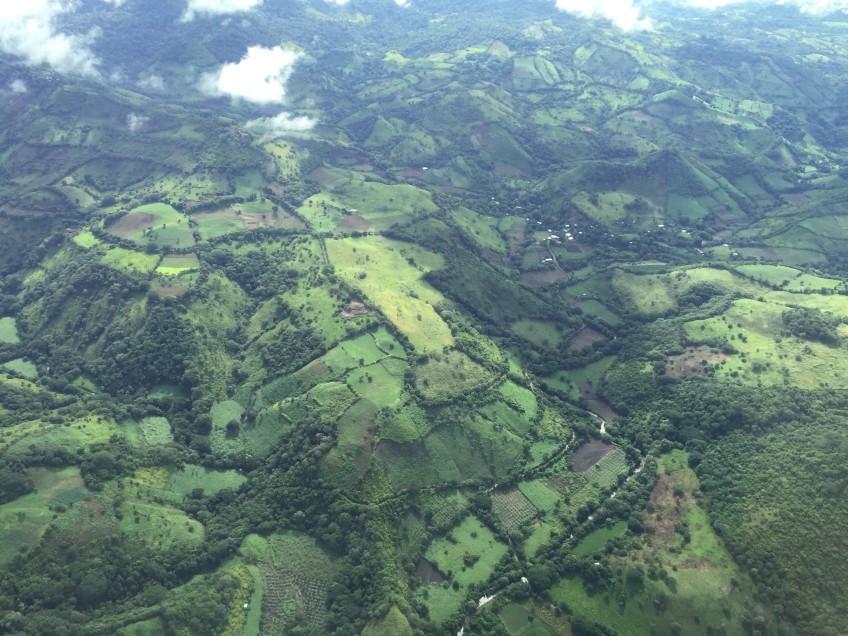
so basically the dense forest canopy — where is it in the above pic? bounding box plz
[0,1,847,635]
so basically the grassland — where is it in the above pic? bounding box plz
[299,175,437,233]
[5,416,120,457]
[414,349,497,404]
[612,267,767,316]
[450,207,507,253]
[551,452,759,636]
[156,253,199,275]
[100,246,160,274]
[2,358,36,378]
[327,236,453,352]
[511,319,565,348]
[119,501,204,551]
[0,467,84,563]
[164,465,247,498]
[684,297,848,389]
[106,203,193,250]
[543,355,616,401]
[417,515,508,624]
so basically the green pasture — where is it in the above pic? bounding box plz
[517,479,561,512]
[552,453,754,636]
[543,355,616,400]
[377,400,429,443]
[120,501,204,551]
[139,416,172,445]
[72,231,101,249]
[327,236,453,352]
[340,331,386,365]
[106,203,193,249]
[499,603,554,636]
[164,465,247,498]
[347,358,407,408]
[157,253,199,275]
[0,467,84,564]
[418,516,508,624]
[414,349,497,404]
[6,416,120,457]
[511,319,565,348]
[100,246,160,274]
[450,207,507,253]
[684,297,848,389]
[500,379,538,418]
[2,358,36,378]
[573,521,627,557]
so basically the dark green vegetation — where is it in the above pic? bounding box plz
[0,0,847,635]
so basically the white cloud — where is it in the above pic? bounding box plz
[244,111,317,136]
[395,0,409,5]
[0,1,101,76]
[323,0,351,5]
[555,0,848,28]
[199,45,303,104]
[137,74,165,91]
[8,79,27,93]
[555,0,652,30]
[182,0,263,21]
[127,112,148,133]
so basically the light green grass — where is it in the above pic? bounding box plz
[340,332,386,365]
[543,356,616,400]
[684,297,848,389]
[347,359,407,408]
[120,501,204,551]
[100,246,160,274]
[499,379,538,419]
[157,253,199,275]
[734,263,800,286]
[511,319,564,348]
[0,317,19,344]
[72,231,101,248]
[450,207,507,253]
[164,464,247,498]
[378,400,429,443]
[415,349,497,404]
[327,236,453,352]
[2,358,37,378]
[518,479,561,512]
[0,467,83,563]
[419,515,509,624]
[139,416,172,445]
[573,521,627,557]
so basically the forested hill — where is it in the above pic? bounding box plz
[0,1,846,635]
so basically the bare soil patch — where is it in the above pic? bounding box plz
[108,212,155,238]
[153,284,189,298]
[416,558,446,584]
[642,470,695,546]
[577,382,619,421]
[567,327,606,352]
[519,270,569,287]
[339,302,370,319]
[572,439,613,473]
[336,214,371,232]
[307,167,342,187]
[565,244,583,253]
[665,348,728,378]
